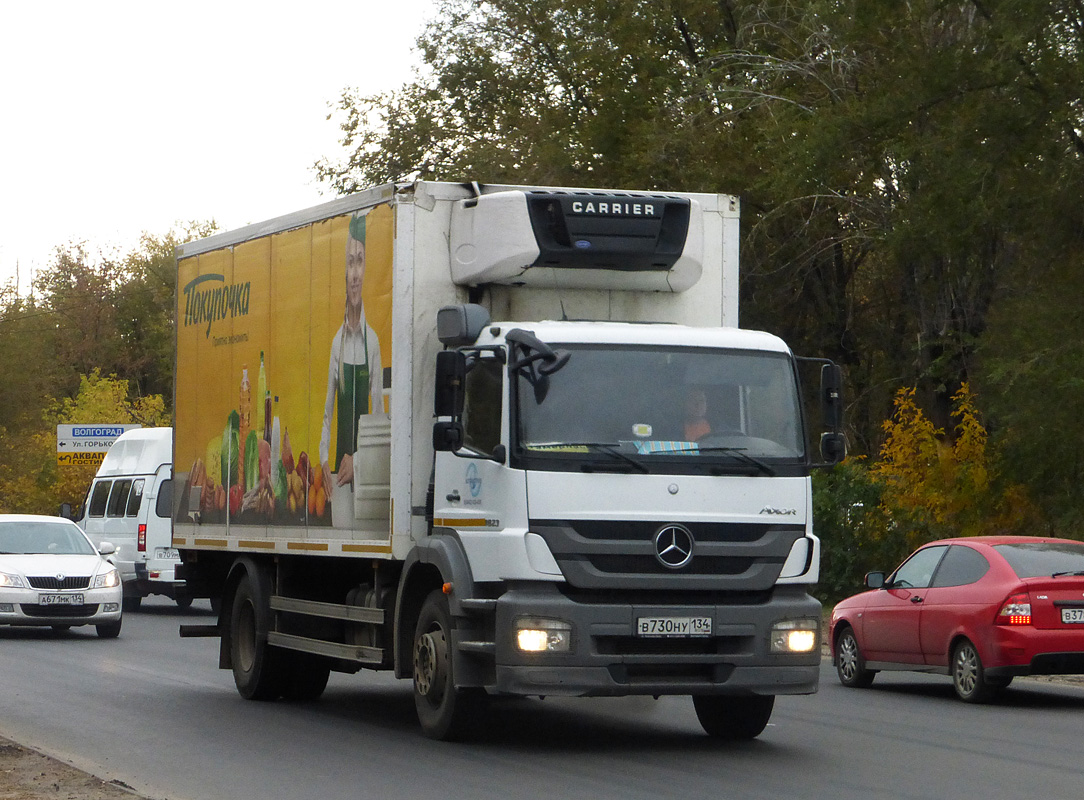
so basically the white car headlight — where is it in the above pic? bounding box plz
[92,567,120,589]
[0,571,27,589]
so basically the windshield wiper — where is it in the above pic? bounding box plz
[1052,570,1084,577]
[542,442,649,474]
[692,446,776,477]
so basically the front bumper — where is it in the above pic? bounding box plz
[487,584,821,697]
[0,587,122,627]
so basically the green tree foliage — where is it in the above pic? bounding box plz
[0,288,63,434]
[812,459,892,603]
[29,226,213,403]
[978,241,1084,532]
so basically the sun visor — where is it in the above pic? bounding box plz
[449,190,704,292]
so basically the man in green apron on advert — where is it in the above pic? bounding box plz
[320,211,385,500]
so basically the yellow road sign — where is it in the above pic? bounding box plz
[57,452,106,467]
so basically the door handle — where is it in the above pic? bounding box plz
[446,490,461,502]
[910,595,924,604]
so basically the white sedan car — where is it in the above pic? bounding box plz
[0,514,123,637]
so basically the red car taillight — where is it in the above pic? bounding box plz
[996,591,1032,625]
[138,523,147,552]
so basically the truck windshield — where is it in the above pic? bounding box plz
[513,344,805,474]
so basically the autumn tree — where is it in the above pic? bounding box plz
[0,371,169,515]
[0,225,212,514]
[871,384,1037,552]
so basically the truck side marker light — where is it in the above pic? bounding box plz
[443,582,454,595]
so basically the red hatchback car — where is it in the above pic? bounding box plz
[830,536,1084,702]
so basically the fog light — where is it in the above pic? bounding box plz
[515,617,572,653]
[104,603,120,613]
[770,619,819,653]
[0,603,13,613]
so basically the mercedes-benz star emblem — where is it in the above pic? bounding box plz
[653,524,694,569]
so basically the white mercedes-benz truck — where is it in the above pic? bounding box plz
[174,181,844,740]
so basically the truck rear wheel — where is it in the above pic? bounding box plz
[412,589,487,740]
[692,694,775,739]
[230,571,287,700]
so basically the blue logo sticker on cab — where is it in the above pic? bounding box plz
[466,462,482,498]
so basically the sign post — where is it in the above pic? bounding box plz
[56,424,142,467]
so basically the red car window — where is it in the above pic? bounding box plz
[994,541,1084,578]
[889,545,947,589]
[930,545,990,588]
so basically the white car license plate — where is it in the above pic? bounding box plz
[40,593,84,606]
[1061,608,1084,624]
[637,616,712,637]
[154,547,180,560]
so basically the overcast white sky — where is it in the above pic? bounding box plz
[0,1,435,292]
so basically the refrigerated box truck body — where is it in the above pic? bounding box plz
[173,181,843,739]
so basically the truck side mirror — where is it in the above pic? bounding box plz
[59,502,72,520]
[434,350,466,417]
[433,421,463,452]
[821,363,843,431]
[820,432,846,464]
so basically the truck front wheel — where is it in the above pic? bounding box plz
[692,694,775,739]
[230,571,286,700]
[412,589,487,740]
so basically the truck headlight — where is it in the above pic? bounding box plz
[92,568,120,589]
[515,617,572,653]
[770,619,819,654]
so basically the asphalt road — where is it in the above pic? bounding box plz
[1,598,1082,800]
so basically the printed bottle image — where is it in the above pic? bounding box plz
[264,391,272,443]
[256,351,267,441]
[239,365,251,488]
[270,397,281,472]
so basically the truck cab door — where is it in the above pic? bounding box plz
[431,355,524,546]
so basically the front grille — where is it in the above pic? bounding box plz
[588,554,755,576]
[558,520,772,543]
[531,519,804,591]
[558,586,773,605]
[20,604,99,618]
[28,576,91,590]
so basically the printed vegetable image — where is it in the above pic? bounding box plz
[221,411,240,489]
[204,435,222,492]
[244,430,259,493]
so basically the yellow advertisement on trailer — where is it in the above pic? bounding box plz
[174,203,394,543]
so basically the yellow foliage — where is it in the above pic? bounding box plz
[0,370,170,514]
[871,383,1034,547]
